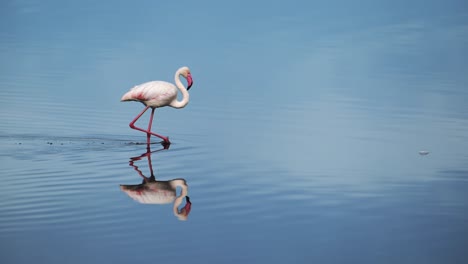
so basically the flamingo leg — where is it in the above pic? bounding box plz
[146,108,154,145]
[129,106,170,144]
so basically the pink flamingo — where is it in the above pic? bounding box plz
[120,145,192,221]
[121,66,194,145]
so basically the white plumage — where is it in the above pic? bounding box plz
[120,182,178,204]
[121,81,179,108]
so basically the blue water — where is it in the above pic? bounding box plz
[1,1,468,263]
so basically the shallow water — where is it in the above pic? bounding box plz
[1,1,468,263]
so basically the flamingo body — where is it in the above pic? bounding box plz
[121,81,178,108]
[120,179,187,204]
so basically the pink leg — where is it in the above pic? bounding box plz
[147,107,170,144]
[147,147,154,176]
[129,144,169,181]
[146,108,154,145]
[129,106,170,144]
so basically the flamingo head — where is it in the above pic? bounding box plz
[179,66,193,90]
[176,196,192,221]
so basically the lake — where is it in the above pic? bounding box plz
[1,1,468,263]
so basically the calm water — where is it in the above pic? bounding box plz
[1,1,468,263]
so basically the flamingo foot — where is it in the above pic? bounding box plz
[147,131,170,145]
[129,124,170,144]
[161,137,171,147]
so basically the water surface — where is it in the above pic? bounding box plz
[1,1,468,263]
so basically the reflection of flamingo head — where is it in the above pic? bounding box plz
[175,196,192,221]
[120,179,192,220]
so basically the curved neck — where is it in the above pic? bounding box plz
[170,70,190,109]
[171,179,189,220]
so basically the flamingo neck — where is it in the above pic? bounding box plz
[171,179,189,220]
[170,69,190,109]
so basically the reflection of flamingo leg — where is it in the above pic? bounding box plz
[129,158,148,180]
[147,148,154,177]
[129,143,169,181]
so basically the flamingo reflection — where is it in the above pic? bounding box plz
[120,144,192,220]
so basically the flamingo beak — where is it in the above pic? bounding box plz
[184,196,192,214]
[186,74,193,90]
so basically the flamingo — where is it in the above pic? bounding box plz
[120,179,192,221]
[120,145,192,220]
[121,66,194,145]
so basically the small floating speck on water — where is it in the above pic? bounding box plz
[419,150,429,155]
